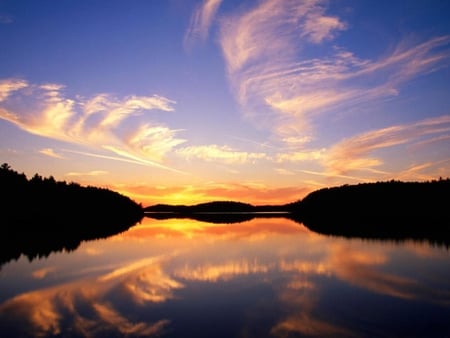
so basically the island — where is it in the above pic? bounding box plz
[145,201,288,223]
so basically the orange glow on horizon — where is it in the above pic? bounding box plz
[112,183,313,207]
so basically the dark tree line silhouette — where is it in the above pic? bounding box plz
[0,163,144,267]
[286,179,450,245]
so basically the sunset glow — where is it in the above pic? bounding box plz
[1,0,449,205]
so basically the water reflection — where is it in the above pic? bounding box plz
[1,217,449,337]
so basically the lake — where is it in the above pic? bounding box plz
[1,216,449,337]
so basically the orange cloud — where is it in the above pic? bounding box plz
[272,312,354,338]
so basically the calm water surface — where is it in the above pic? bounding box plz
[1,217,449,337]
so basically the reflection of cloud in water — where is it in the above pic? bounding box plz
[279,259,331,276]
[121,216,307,240]
[120,264,183,304]
[328,243,450,305]
[93,303,170,336]
[2,217,449,337]
[272,270,355,338]
[0,256,178,337]
[84,247,103,256]
[272,313,355,338]
[175,259,272,282]
[330,244,416,299]
[31,266,56,279]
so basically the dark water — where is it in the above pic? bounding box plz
[1,217,449,337]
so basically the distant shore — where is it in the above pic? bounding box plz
[145,179,450,246]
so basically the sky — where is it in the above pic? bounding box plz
[0,0,449,206]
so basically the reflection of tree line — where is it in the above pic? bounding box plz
[289,179,450,246]
[146,179,450,247]
[0,163,144,268]
[1,162,449,268]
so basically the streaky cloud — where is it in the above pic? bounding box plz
[184,0,222,49]
[219,0,450,148]
[63,148,187,174]
[277,148,325,162]
[324,115,450,176]
[39,148,65,159]
[0,79,185,173]
[0,78,28,102]
[176,144,267,164]
[65,170,108,177]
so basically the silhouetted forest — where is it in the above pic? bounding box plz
[0,163,144,267]
[287,179,450,245]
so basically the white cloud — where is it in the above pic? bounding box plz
[0,79,184,172]
[126,123,186,162]
[65,170,108,177]
[0,78,28,102]
[219,0,450,146]
[323,115,450,175]
[39,148,65,159]
[277,148,325,162]
[176,144,267,164]
[303,14,346,43]
[185,0,222,49]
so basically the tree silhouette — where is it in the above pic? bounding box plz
[0,163,144,268]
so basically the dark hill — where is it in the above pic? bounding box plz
[144,201,288,224]
[145,201,256,213]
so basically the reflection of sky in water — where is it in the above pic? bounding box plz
[1,217,449,337]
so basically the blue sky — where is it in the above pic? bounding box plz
[0,0,449,205]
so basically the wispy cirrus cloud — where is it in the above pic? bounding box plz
[323,115,450,176]
[39,148,65,159]
[277,148,326,163]
[184,0,222,49]
[176,144,267,164]
[219,0,450,145]
[0,79,186,171]
[0,78,28,102]
[65,170,108,177]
